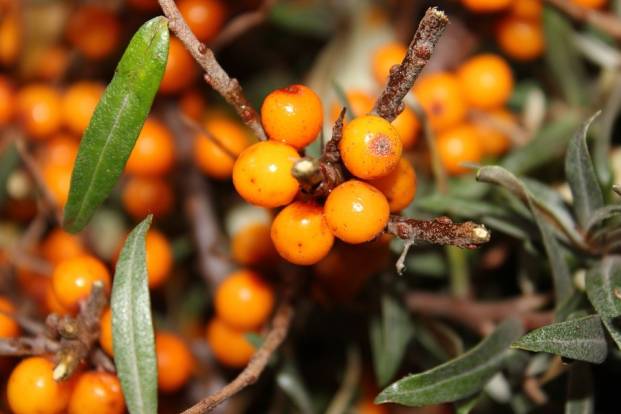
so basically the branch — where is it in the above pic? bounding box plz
[210,0,276,51]
[545,0,621,41]
[157,0,266,140]
[387,215,490,248]
[373,7,449,121]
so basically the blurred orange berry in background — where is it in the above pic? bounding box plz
[29,46,70,82]
[125,118,176,176]
[100,308,113,356]
[62,81,105,135]
[66,5,121,60]
[126,0,160,12]
[413,72,467,132]
[372,42,407,85]
[155,332,194,393]
[437,123,484,175]
[16,84,63,139]
[0,296,19,338]
[68,371,125,414]
[0,5,21,66]
[460,0,511,13]
[206,317,256,368]
[231,222,277,266]
[160,37,198,94]
[496,16,545,61]
[51,255,111,312]
[122,176,174,219]
[145,229,173,288]
[472,109,515,157]
[44,280,72,315]
[510,0,543,18]
[40,228,86,265]
[330,90,374,122]
[570,0,607,9]
[178,0,227,43]
[0,75,15,126]
[36,133,79,168]
[42,162,72,206]
[392,106,420,149]
[368,157,417,212]
[457,54,514,110]
[180,90,207,121]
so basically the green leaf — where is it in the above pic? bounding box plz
[370,294,414,387]
[63,17,169,233]
[111,215,157,414]
[586,204,621,235]
[269,1,337,37]
[586,256,621,350]
[276,360,315,414]
[565,362,594,414]
[375,319,523,407]
[593,77,621,190]
[455,394,481,414]
[565,113,604,229]
[512,315,608,364]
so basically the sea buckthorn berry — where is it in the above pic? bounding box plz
[155,332,194,393]
[231,222,277,266]
[160,37,198,94]
[324,180,390,244]
[16,84,63,139]
[193,117,251,180]
[472,109,515,156]
[496,16,544,61]
[122,176,174,219]
[215,269,274,330]
[42,163,72,206]
[7,357,73,414]
[0,296,19,338]
[457,54,514,110]
[392,106,420,149]
[52,255,111,312]
[570,0,607,9]
[232,141,300,208]
[340,114,402,180]
[437,123,484,175]
[330,90,374,122]
[0,6,20,66]
[206,318,255,368]
[271,202,334,265]
[413,72,467,131]
[178,0,226,43]
[29,46,70,82]
[40,229,86,265]
[36,133,79,168]
[460,0,511,13]
[180,90,207,121]
[0,75,15,126]
[368,157,417,212]
[145,229,173,288]
[62,81,104,135]
[510,0,542,18]
[357,398,389,414]
[125,118,175,176]
[99,308,113,356]
[45,280,72,315]
[68,371,125,414]
[261,84,323,149]
[66,6,121,60]
[372,42,407,85]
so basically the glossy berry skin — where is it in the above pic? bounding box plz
[496,16,544,61]
[215,269,274,330]
[52,255,111,312]
[160,37,198,94]
[122,176,174,219]
[40,229,86,265]
[340,115,403,180]
[261,84,323,149]
[457,54,514,110]
[413,73,467,132]
[99,308,113,356]
[62,81,104,135]
[368,157,417,212]
[0,296,19,338]
[231,223,277,266]
[66,6,121,60]
[206,318,255,368]
[271,202,334,265]
[324,180,390,244]
[193,117,250,180]
[233,141,300,208]
[7,357,73,414]
[460,0,511,12]
[125,118,175,176]
[472,109,514,156]
[16,84,63,139]
[372,42,407,85]
[571,0,606,9]
[178,0,226,42]
[68,371,125,414]
[155,332,194,393]
[437,123,484,175]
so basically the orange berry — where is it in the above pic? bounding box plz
[330,90,374,122]
[16,84,63,139]
[180,90,207,121]
[155,332,194,393]
[0,296,19,338]
[510,0,542,18]
[45,281,72,315]
[271,201,334,265]
[7,357,73,414]
[413,72,467,131]
[214,269,274,330]
[122,176,174,219]
[68,371,125,414]
[145,229,173,288]
[66,6,121,60]
[62,81,104,135]
[178,0,226,43]
[40,229,86,265]
[472,109,515,156]
[358,398,389,414]
[460,0,511,12]
[231,223,277,266]
[372,42,407,85]
[457,54,514,110]
[392,106,420,149]
[570,0,607,9]
[324,180,390,244]
[52,255,111,312]
[29,46,70,82]
[496,16,544,61]
[340,114,402,180]
[160,37,198,94]
[0,6,21,66]
[437,123,484,175]
[99,308,113,356]
[206,318,255,368]
[232,141,300,208]
[126,0,160,11]
[261,84,323,149]
[368,157,417,212]
[17,268,48,305]
[36,133,79,168]
[193,117,251,179]
[125,118,176,176]
[42,163,72,206]
[0,75,15,126]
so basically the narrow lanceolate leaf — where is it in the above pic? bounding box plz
[565,362,594,414]
[512,315,608,364]
[565,112,604,230]
[63,17,169,233]
[375,319,523,407]
[586,256,621,350]
[112,215,157,414]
